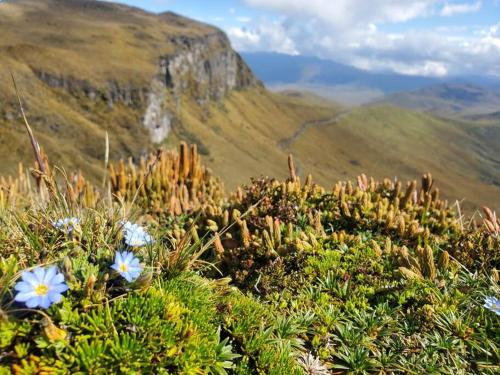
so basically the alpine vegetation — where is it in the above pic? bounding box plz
[0,143,498,374]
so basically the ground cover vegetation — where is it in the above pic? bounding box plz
[0,139,498,374]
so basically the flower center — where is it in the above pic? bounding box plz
[35,283,49,296]
[119,263,128,273]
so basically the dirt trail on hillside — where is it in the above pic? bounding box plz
[278,111,350,149]
[278,111,350,178]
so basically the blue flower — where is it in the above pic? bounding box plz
[122,221,153,247]
[53,217,81,236]
[14,266,68,309]
[111,251,143,282]
[484,296,500,316]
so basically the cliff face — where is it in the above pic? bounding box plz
[162,32,258,102]
[144,31,259,143]
[31,32,257,144]
[33,70,149,108]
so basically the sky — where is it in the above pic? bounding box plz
[106,0,500,77]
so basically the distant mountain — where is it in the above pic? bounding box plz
[241,52,500,106]
[377,83,500,116]
[241,52,440,94]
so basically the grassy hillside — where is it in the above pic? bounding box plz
[0,0,338,184]
[163,88,341,187]
[3,75,499,212]
[0,0,214,83]
[282,104,500,212]
[0,0,210,178]
[165,91,500,211]
[378,83,500,116]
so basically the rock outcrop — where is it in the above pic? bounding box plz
[143,78,172,144]
[161,32,258,103]
[140,30,259,143]
[33,70,148,108]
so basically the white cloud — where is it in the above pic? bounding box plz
[359,59,449,77]
[227,0,500,77]
[236,16,252,23]
[486,23,500,39]
[228,22,299,55]
[440,1,482,16]
[244,0,437,27]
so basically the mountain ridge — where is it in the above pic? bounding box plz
[242,51,500,107]
[241,51,443,92]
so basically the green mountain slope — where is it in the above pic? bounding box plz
[378,83,500,116]
[283,104,500,211]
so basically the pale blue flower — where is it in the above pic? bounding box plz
[122,221,153,247]
[111,251,143,282]
[14,266,68,309]
[53,217,81,236]
[484,296,500,316]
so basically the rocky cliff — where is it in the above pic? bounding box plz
[145,30,259,143]
[162,32,257,102]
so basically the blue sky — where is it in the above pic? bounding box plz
[107,1,500,77]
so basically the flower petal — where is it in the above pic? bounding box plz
[50,283,68,294]
[129,258,140,267]
[123,221,133,231]
[21,271,38,286]
[129,271,141,280]
[111,264,120,273]
[48,291,62,303]
[15,281,34,292]
[115,251,123,264]
[123,251,134,264]
[33,268,46,283]
[25,296,41,308]
[38,295,52,309]
[15,291,37,302]
[128,265,143,273]
[43,266,57,284]
[51,272,65,285]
